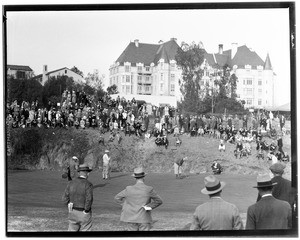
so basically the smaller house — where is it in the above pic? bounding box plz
[34,65,85,85]
[7,65,34,79]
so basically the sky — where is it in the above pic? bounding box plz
[6,6,291,106]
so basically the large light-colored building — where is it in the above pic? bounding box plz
[109,38,182,106]
[203,44,275,109]
[34,65,85,85]
[109,40,275,109]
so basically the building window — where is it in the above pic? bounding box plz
[171,74,175,81]
[146,76,150,81]
[258,79,262,85]
[170,84,175,92]
[258,89,262,96]
[16,71,25,79]
[126,75,130,83]
[161,73,163,81]
[65,70,67,74]
[145,86,150,92]
[137,66,142,72]
[246,99,253,105]
[126,85,130,93]
[145,66,150,71]
[243,78,253,85]
[161,62,164,68]
[138,85,142,92]
[122,85,125,93]
[258,99,262,105]
[160,83,164,91]
[170,63,175,69]
[125,65,130,72]
[122,76,125,83]
[138,76,142,81]
[246,88,253,95]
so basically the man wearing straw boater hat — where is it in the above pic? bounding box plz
[62,163,93,231]
[190,175,243,230]
[246,173,292,229]
[114,167,163,231]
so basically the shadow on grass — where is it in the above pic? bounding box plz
[110,173,129,179]
[93,183,109,189]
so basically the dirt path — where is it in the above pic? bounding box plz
[7,170,258,232]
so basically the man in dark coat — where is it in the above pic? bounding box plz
[62,164,93,231]
[246,173,292,229]
[256,163,296,208]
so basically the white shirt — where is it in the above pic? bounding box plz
[103,153,110,166]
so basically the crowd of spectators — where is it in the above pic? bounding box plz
[6,88,289,163]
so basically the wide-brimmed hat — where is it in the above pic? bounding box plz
[269,163,286,174]
[253,173,277,188]
[201,175,226,195]
[132,167,146,178]
[77,163,92,172]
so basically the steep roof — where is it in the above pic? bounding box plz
[7,65,33,71]
[116,39,180,66]
[33,67,83,79]
[222,45,265,68]
[264,53,272,70]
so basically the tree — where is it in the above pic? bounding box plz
[7,76,43,104]
[175,41,206,113]
[42,75,75,105]
[85,69,105,91]
[70,66,84,77]
[107,84,118,95]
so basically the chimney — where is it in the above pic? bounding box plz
[218,44,223,54]
[170,38,177,41]
[231,43,238,59]
[42,65,48,85]
[134,39,139,47]
[158,40,164,44]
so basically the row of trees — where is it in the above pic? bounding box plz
[175,42,245,115]
[7,67,118,107]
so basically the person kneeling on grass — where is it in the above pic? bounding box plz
[211,160,222,174]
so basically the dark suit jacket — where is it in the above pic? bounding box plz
[114,181,163,223]
[246,195,292,229]
[256,176,296,207]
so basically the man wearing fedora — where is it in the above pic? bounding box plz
[102,150,111,180]
[62,163,93,231]
[256,163,296,208]
[114,167,163,231]
[190,175,243,230]
[246,173,292,229]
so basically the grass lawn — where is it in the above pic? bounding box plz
[7,170,258,232]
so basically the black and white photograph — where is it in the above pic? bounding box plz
[3,1,297,237]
